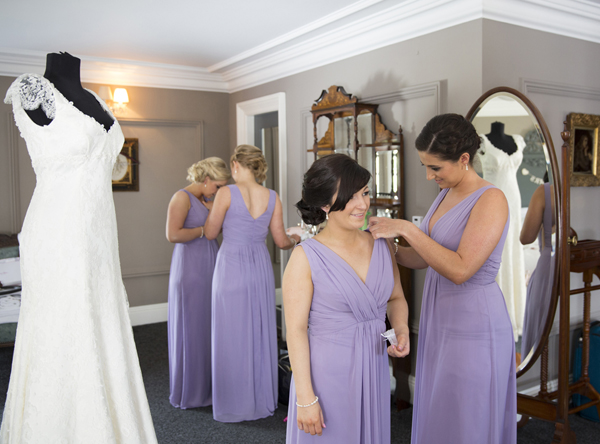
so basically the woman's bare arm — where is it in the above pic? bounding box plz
[283,246,325,435]
[372,188,508,285]
[269,193,299,249]
[520,184,545,245]
[166,191,205,243]
[203,186,231,240]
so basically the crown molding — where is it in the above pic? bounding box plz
[224,0,600,92]
[208,0,384,73]
[1,1,599,93]
[0,49,229,92]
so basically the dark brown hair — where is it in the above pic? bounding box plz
[296,154,371,225]
[415,113,481,163]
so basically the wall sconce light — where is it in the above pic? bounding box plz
[98,86,129,114]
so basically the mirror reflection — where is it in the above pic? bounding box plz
[470,93,555,370]
[327,113,400,200]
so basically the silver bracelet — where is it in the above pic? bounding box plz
[199,226,204,238]
[288,236,298,248]
[296,396,318,408]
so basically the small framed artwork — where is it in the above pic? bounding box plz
[567,113,600,187]
[112,138,139,191]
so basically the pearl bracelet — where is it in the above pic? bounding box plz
[393,242,399,255]
[296,396,319,408]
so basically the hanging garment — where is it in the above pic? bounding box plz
[478,134,527,338]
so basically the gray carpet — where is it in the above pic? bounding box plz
[1,322,599,443]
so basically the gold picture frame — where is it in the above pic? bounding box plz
[567,113,600,187]
[112,138,139,191]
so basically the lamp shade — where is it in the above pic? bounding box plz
[113,88,129,104]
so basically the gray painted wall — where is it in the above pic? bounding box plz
[228,19,600,396]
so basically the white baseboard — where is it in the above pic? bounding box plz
[129,302,168,327]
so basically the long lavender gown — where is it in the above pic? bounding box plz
[286,237,394,444]
[211,184,278,422]
[168,189,218,408]
[521,183,554,361]
[411,185,516,444]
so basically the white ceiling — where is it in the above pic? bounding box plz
[1,0,600,93]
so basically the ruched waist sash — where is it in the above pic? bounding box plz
[308,311,386,339]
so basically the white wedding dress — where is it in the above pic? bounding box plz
[477,134,527,339]
[1,74,157,444]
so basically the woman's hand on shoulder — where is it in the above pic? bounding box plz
[369,217,418,240]
[296,401,326,436]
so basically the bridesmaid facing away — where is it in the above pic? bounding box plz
[369,114,516,444]
[165,157,230,409]
[204,144,300,422]
[284,154,410,444]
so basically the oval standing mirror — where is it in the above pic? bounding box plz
[466,87,561,376]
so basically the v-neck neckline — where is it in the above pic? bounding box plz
[310,236,376,287]
[185,189,209,212]
[233,184,270,221]
[428,185,493,236]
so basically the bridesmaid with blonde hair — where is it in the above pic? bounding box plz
[166,157,230,409]
[205,145,300,422]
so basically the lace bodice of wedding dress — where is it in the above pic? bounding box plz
[1,74,157,444]
[477,134,526,339]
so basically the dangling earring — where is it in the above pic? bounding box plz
[204,183,207,188]
[466,164,469,171]
[326,212,329,220]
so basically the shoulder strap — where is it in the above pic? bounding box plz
[5,74,56,119]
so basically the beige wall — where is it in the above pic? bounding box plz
[0,78,230,307]
[226,18,600,396]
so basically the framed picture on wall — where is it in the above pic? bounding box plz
[567,113,600,187]
[112,138,139,191]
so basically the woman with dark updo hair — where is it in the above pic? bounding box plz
[369,114,516,444]
[284,154,410,443]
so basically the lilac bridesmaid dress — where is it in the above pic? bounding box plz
[411,185,516,444]
[521,183,554,360]
[286,237,394,444]
[168,189,218,408]
[211,184,278,422]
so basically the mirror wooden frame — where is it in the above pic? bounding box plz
[466,86,562,377]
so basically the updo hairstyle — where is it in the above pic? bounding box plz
[186,157,231,183]
[296,154,371,226]
[230,144,268,183]
[415,113,481,164]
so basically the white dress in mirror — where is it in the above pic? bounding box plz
[477,130,526,339]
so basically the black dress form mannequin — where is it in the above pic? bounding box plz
[25,52,115,131]
[485,121,518,155]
